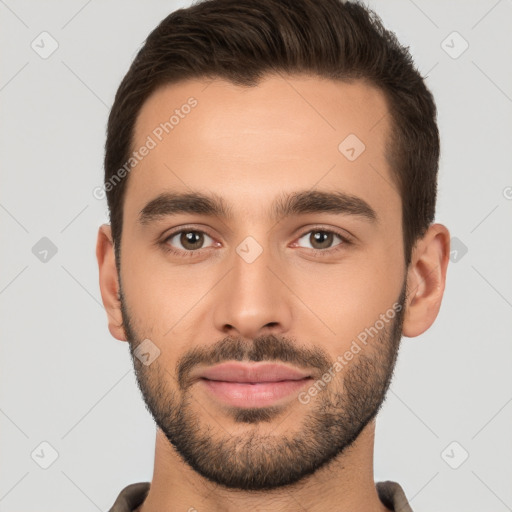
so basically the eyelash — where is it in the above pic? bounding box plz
[160,226,353,258]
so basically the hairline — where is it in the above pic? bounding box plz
[113,73,407,271]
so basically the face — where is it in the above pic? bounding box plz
[117,75,407,490]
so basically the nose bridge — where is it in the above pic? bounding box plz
[233,237,272,298]
[213,235,292,337]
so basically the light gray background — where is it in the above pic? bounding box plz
[1,1,511,510]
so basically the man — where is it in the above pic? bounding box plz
[97,0,450,510]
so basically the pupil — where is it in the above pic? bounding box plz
[182,231,203,249]
[312,231,332,249]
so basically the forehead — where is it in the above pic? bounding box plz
[126,74,398,221]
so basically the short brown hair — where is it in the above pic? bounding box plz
[104,0,439,269]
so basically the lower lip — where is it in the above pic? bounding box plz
[199,378,312,408]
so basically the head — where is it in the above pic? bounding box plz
[97,0,449,492]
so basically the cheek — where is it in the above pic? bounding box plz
[287,245,404,354]
[120,245,216,336]
[120,244,168,329]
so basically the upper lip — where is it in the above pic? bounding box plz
[195,362,312,383]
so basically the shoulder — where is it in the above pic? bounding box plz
[376,480,414,512]
[108,482,150,512]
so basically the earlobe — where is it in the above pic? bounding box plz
[402,223,450,338]
[96,224,127,341]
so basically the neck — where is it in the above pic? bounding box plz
[137,420,391,512]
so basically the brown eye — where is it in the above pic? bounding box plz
[311,231,334,249]
[296,230,345,251]
[165,230,214,252]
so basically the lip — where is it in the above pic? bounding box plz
[194,362,313,408]
[195,362,312,383]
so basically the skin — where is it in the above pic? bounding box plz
[97,74,450,512]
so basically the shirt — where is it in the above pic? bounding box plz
[108,480,413,511]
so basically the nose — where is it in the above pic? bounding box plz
[212,242,293,340]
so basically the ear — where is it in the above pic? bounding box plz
[96,224,127,341]
[402,223,450,338]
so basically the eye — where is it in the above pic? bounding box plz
[295,228,350,252]
[163,229,216,254]
[160,226,352,258]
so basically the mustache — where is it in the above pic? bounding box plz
[176,334,332,390]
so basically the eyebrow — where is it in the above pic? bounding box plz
[138,189,378,225]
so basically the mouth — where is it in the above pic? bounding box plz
[194,362,313,408]
[199,377,313,408]
[196,361,312,382]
